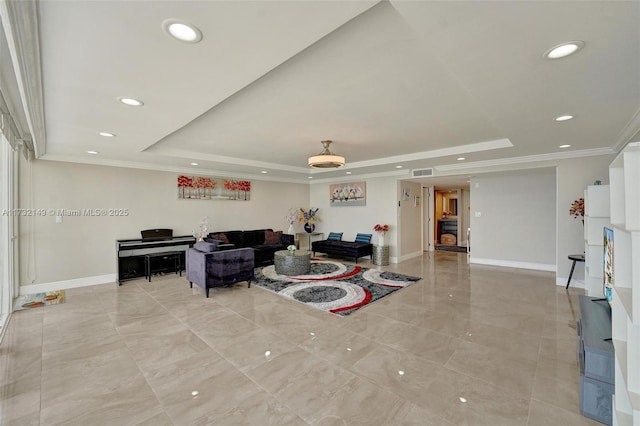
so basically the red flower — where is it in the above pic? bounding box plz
[373,224,389,234]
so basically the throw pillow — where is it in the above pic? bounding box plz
[327,232,343,241]
[195,241,218,252]
[209,233,229,244]
[355,233,372,244]
[264,230,282,245]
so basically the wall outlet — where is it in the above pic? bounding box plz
[474,211,482,217]
[55,216,63,224]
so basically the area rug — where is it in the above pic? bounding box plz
[254,260,420,316]
[13,290,66,311]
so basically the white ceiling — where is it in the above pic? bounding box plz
[33,0,640,183]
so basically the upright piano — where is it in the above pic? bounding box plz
[116,235,196,284]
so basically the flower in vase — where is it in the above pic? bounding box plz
[192,217,210,241]
[298,208,320,225]
[373,224,389,235]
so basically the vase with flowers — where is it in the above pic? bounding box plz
[569,198,585,224]
[284,208,298,235]
[299,208,320,233]
[373,223,389,246]
[192,217,210,241]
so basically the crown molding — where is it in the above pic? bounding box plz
[612,106,640,152]
[435,147,615,172]
[38,154,310,184]
[147,148,311,174]
[308,169,409,184]
[342,138,513,170]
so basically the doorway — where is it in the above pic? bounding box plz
[432,187,470,253]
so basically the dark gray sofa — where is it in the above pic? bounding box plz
[206,229,294,266]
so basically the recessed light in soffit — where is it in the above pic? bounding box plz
[554,115,574,122]
[162,19,203,43]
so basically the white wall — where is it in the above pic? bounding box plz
[399,180,422,259]
[18,159,309,285]
[309,176,399,259]
[555,155,612,284]
[470,168,557,269]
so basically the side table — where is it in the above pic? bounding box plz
[566,254,586,289]
[372,245,389,266]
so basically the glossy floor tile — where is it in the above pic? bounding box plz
[0,252,601,425]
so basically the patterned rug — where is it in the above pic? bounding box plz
[13,290,66,311]
[254,260,420,316]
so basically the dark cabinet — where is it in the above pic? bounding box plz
[438,219,457,244]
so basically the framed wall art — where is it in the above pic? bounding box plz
[177,175,251,201]
[329,181,366,207]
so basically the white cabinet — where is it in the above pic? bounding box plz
[609,141,640,425]
[584,185,611,296]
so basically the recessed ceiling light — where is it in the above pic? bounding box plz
[554,115,574,122]
[346,171,352,175]
[559,144,571,149]
[308,176,313,179]
[544,41,585,59]
[98,132,115,137]
[261,171,268,174]
[118,97,144,107]
[457,157,466,161]
[87,150,99,155]
[162,19,203,43]
[395,165,403,169]
[190,162,199,166]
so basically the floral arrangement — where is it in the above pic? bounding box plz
[285,208,298,225]
[569,198,585,220]
[299,208,320,225]
[373,224,389,235]
[192,217,210,241]
[287,244,296,253]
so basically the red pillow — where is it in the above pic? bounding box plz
[264,230,282,245]
[209,233,229,244]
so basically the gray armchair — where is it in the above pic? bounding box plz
[186,242,254,297]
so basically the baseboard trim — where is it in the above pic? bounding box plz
[556,277,585,289]
[470,258,556,272]
[396,251,423,263]
[20,274,117,295]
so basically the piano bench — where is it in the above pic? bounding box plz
[144,251,182,282]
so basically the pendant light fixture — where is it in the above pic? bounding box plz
[308,140,345,168]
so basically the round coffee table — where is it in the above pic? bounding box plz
[274,250,311,276]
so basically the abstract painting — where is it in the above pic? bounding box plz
[178,175,251,201]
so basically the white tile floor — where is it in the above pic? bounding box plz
[0,252,600,425]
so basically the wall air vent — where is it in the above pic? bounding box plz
[412,168,434,177]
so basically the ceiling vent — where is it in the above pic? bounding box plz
[412,168,434,177]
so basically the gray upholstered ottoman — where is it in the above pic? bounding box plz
[274,250,311,276]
